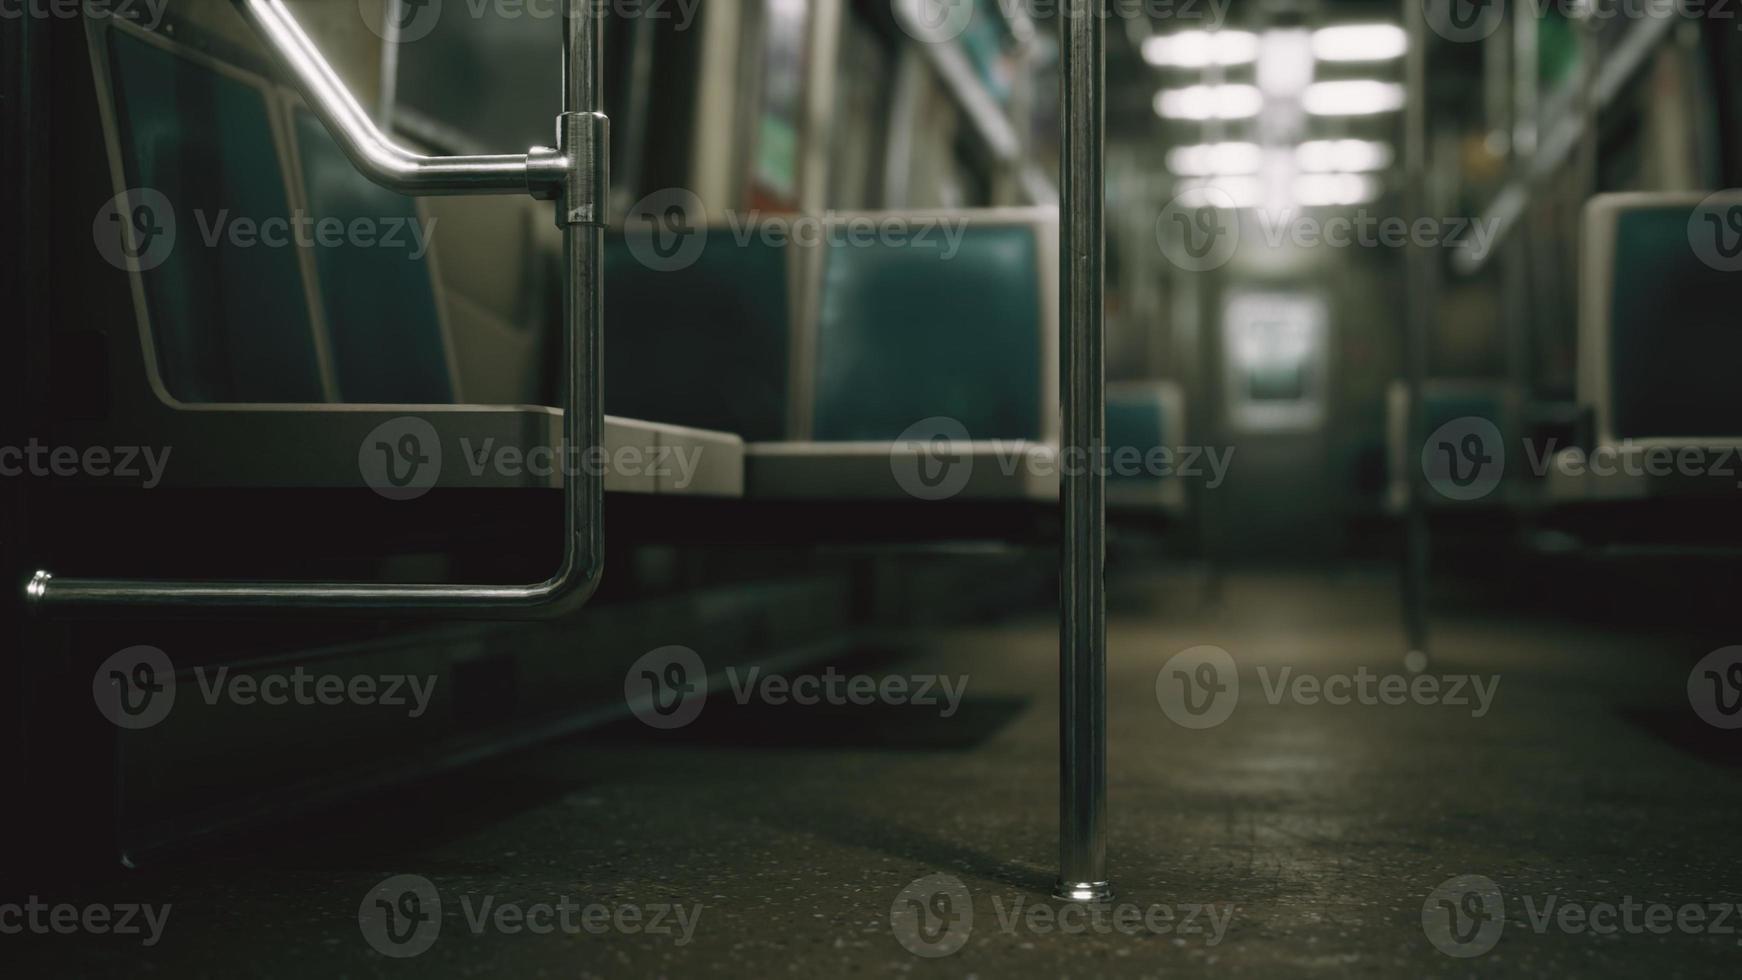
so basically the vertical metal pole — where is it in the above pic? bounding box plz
[562,0,607,606]
[1056,0,1110,904]
[1401,0,1432,668]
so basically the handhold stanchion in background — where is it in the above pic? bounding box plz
[1401,0,1432,673]
[1056,0,1111,904]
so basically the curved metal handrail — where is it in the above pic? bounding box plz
[25,0,606,617]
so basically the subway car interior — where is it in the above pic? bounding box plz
[4,0,1742,975]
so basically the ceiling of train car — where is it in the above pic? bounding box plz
[1103,0,1436,213]
[1107,0,1412,128]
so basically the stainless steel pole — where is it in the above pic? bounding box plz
[1056,0,1110,904]
[1401,0,1432,668]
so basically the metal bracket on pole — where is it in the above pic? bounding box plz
[1056,0,1111,904]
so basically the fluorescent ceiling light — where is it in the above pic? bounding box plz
[1293,172,1381,207]
[1155,84,1264,120]
[1143,31,1259,68]
[1311,24,1408,62]
[1295,139,1394,172]
[1258,30,1314,97]
[1302,79,1404,115]
[1175,176,1262,209]
[1167,141,1264,177]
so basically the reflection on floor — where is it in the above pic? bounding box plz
[14,567,1742,977]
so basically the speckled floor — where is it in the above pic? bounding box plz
[9,568,1741,977]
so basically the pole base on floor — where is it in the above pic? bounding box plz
[1053,881,1114,903]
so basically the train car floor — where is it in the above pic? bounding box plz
[8,567,1739,977]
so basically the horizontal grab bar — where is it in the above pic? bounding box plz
[233,0,565,197]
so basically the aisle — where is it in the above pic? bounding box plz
[12,569,1740,978]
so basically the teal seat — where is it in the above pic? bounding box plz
[603,230,792,441]
[1607,206,1742,440]
[1424,389,1506,437]
[811,224,1043,442]
[292,109,453,403]
[1107,389,1169,485]
[107,29,325,404]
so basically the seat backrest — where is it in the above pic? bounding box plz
[807,209,1059,443]
[106,27,327,404]
[1583,192,1742,443]
[1384,378,1518,506]
[1107,381,1185,484]
[290,109,455,403]
[102,25,461,406]
[603,228,795,442]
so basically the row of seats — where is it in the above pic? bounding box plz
[1383,191,1742,532]
[83,17,1187,517]
[1547,191,1742,505]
